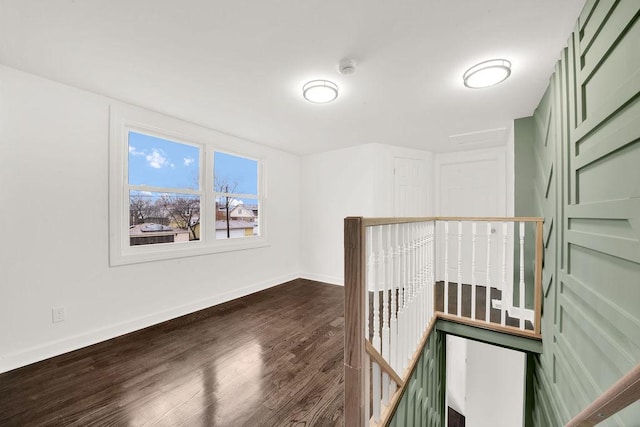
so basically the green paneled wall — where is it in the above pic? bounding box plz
[518,1,640,425]
[388,331,445,427]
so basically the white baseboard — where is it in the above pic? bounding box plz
[299,272,344,286]
[0,272,298,374]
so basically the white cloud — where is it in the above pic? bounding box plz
[146,149,169,169]
[184,157,195,166]
[129,146,145,156]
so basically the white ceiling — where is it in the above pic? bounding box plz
[0,0,585,155]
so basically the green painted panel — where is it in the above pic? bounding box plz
[435,319,542,354]
[532,355,565,425]
[576,140,640,205]
[560,271,640,357]
[574,95,640,165]
[568,244,640,316]
[388,331,444,427]
[516,1,640,425]
[578,0,615,52]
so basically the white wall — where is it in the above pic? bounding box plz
[450,336,526,427]
[446,335,468,415]
[299,144,376,285]
[299,143,432,285]
[0,65,301,373]
[434,146,510,217]
[466,340,525,427]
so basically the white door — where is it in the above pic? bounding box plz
[436,151,508,290]
[394,157,427,217]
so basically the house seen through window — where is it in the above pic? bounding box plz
[214,152,259,239]
[127,131,259,247]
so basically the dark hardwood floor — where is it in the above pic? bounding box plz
[0,279,345,427]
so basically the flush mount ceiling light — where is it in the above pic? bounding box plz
[463,59,511,88]
[303,80,338,103]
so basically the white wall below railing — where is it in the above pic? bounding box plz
[466,340,525,427]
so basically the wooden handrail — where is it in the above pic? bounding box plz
[365,340,404,387]
[436,313,541,340]
[432,216,544,222]
[362,216,544,227]
[565,363,640,426]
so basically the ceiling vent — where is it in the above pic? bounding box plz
[448,127,508,146]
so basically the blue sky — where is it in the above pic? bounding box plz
[128,131,257,196]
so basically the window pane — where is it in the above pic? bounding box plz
[128,131,200,190]
[129,191,200,245]
[213,152,258,195]
[215,197,259,240]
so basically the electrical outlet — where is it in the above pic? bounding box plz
[52,307,65,323]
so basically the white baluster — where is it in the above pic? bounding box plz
[420,224,426,333]
[390,224,398,374]
[486,222,492,324]
[406,224,412,356]
[372,227,381,422]
[430,221,436,320]
[427,222,433,321]
[381,225,390,405]
[519,222,526,330]
[412,223,418,347]
[387,224,397,398]
[471,222,477,320]
[425,223,429,322]
[372,228,380,348]
[457,221,463,317]
[365,227,373,424]
[417,224,423,341]
[366,227,373,338]
[444,221,449,315]
[500,222,508,326]
[408,225,413,348]
[397,224,406,374]
[372,359,381,422]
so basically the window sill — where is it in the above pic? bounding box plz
[109,237,269,266]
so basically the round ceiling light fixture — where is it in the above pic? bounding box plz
[302,80,338,103]
[463,59,511,88]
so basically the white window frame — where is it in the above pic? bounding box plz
[109,104,267,266]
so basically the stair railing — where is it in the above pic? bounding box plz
[565,363,640,426]
[344,216,544,426]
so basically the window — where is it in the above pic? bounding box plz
[110,105,265,265]
[214,152,259,239]
[128,132,201,247]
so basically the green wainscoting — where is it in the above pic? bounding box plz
[388,331,445,427]
[517,1,640,425]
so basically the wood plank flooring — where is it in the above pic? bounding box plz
[0,279,345,427]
